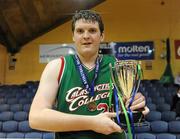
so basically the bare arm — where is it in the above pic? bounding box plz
[29,58,122,134]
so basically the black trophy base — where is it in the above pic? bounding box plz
[114,111,148,129]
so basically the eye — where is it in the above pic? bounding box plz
[76,29,84,34]
[89,28,97,33]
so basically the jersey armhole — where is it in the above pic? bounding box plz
[57,57,65,84]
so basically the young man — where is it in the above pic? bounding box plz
[29,10,149,139]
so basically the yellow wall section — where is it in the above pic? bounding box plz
[94,0,180,79]
[4,21,73,84]
[2,0,180,84]
[0,45,7,84]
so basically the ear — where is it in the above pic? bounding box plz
[72,33,75,42]
[100,32,105,42]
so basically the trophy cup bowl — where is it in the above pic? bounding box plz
[109,60,145,128]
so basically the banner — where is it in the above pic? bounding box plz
[174,40,180,59]
[110,41,154,60]
[39,44,76,63]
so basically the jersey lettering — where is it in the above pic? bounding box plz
[66,84,110,111]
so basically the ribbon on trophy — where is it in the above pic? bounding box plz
[127,63,142,139]
[109,79,133,139]
[109,60,142,139]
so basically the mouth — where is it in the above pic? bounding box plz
[82,42,92,45]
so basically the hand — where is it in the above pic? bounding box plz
[91,112,123,135]
[125,92,149,115]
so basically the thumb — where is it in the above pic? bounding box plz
[104,112,117,118]
[142,106,150,115]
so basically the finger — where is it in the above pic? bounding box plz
[111,122,124,133]
[126,97,144,108]
[131,95,145,106]
[142,106,150,115]
[130,100,146,111]
[125,92,142,104]
[134,92,142,99]
[125,93,145,107]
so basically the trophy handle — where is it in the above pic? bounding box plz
[109,63,118,91]
[109,63,124,98]
[109,63,115,86]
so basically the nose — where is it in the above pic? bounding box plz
[83,31,90,39]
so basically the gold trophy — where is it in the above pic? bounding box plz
[109,60,144,128]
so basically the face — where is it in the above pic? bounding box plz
[72,19,104,57]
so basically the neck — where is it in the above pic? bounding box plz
[77,53,98,69]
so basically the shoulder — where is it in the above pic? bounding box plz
[99,55,116,68]
[101,55,116,64]
[46,58,62,70]
[42,57,65,80]
[46,55,74,68]
[43,55,74,80]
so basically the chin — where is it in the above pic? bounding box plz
[82,50,95,56]
[82,48,95,53]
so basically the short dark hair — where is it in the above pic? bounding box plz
[72,10,104,34]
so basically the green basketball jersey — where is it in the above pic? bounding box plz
[55,54,125,139]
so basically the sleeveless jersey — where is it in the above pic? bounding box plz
[55,54,125,139]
